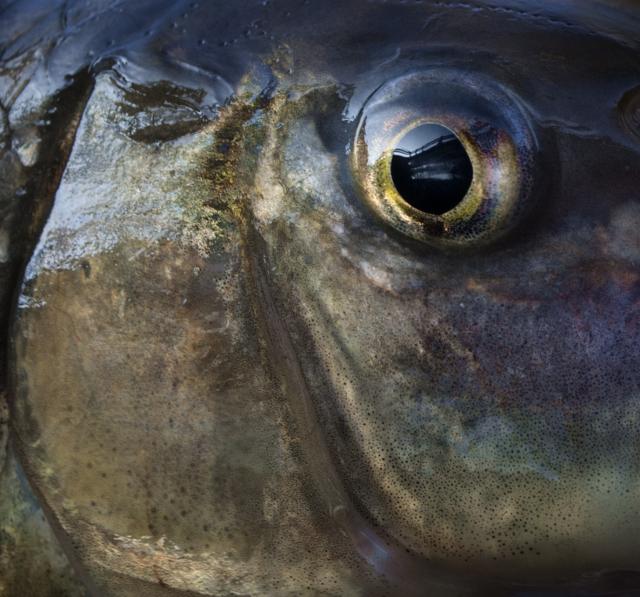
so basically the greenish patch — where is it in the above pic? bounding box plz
[0,447,84,597]
[177,90,274,257]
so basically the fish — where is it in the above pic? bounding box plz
[1,0,640,595]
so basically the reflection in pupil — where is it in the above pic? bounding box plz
[390,123,473,215]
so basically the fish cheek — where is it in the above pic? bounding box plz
[11,75,365,595]
[12,75,256,570]
[254,98,640,582]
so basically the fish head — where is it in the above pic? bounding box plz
[4,0,640,594]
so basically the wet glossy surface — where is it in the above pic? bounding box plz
[2,1,640,596]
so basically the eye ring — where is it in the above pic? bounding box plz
[352,69,539,249]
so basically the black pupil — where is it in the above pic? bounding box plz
[390,123,473,215]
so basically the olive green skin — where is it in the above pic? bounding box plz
[2,1,640,595]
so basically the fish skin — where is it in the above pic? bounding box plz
[1,1,640,595]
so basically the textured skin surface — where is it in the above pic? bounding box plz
[2,1,640,595]
[0,442,84,597]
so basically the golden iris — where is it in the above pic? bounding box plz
[352,69,539,248]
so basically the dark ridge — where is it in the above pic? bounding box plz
[3,68,94,402]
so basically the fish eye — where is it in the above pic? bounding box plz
[352,69,540,248]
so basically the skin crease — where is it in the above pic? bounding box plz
[2,0,640,595]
